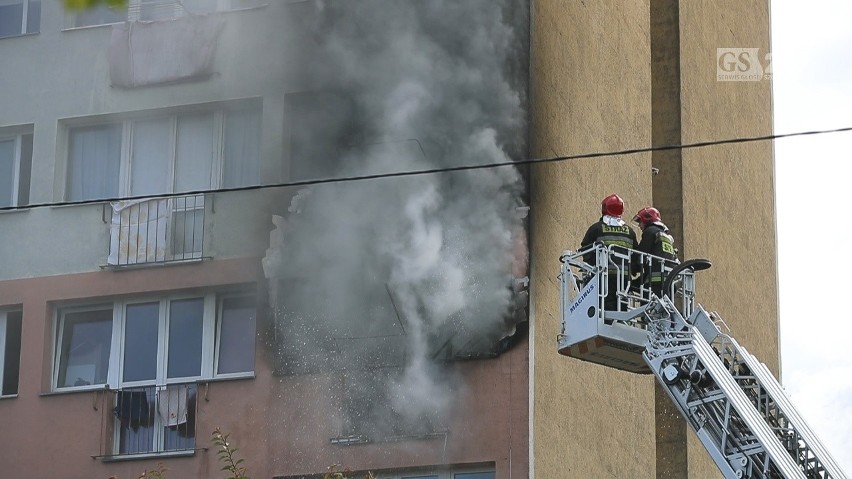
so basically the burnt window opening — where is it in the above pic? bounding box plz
[336,369,443,443]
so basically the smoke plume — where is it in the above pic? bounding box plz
[264,0,529,440]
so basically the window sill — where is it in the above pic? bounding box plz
[97,448,201,462]
[0,32,39,41]
[99,256,210,271]
[40,384,109,397]
[0,206,30,215]
[41,375,255,396]
[61,22,122,33]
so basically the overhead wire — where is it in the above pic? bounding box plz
[2,125,852,213]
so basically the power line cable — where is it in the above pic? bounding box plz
[3,125,852,212]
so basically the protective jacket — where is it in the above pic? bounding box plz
[580,216,638,311]
[637,222,678,285]
[580,216,637,264]
[637,222,677,260]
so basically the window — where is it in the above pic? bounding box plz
[215,295,257,375]
[55,293,255,455]
[56,307,113,388]
[71,3,125,28]
[113,383,198,454]
[373,469,495,479]
[53,292,255,391]
[0,130,33,208]
[0,310,22,397]
[65,106,261,202]
[340,369,438,442]
[0,0,40,38]
[69,0,266,28]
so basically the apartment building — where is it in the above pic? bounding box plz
[0,1,774,478]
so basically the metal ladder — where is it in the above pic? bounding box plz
[642,296,847,479]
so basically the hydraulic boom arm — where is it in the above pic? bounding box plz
[557,245,847,479]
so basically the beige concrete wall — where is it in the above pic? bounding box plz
[531,0,776,477]
[530,1,656,477]
[678,2,776,476]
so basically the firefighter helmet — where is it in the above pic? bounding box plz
[601,194,625,217]
[633,207,661,227]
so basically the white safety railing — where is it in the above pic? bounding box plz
[560,243,693,319]
[107,194,205,267]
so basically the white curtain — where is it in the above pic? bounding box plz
[67,124,121,201]
[130,118,171,197]
[222,109,261,188]
[0,139,14,207]
[175,113,214,193]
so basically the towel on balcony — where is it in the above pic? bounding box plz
[157,385,189,427]
[108,198,171,265]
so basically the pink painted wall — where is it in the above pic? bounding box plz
[0,258,528,478]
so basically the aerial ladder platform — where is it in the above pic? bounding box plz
[557,244,847,479]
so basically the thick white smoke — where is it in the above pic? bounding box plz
[266,0,529,438]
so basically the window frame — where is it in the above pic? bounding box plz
[372,468,496,479]
[52,291,255,393]
[63,104,261,202]
[0,309,23,398]
[52,303,117,390]
[0,128,33,208]
[115,294,215,389]
[213,293,257,378]
[0,0,39,39]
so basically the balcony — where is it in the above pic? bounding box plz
[107,195,206,268]
[95,383,199,459]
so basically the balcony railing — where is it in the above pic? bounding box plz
[95,383,198,459]
[107,195,205,267]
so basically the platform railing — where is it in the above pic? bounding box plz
[560,243,694,320]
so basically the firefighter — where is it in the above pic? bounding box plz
[632,206,679,298]
[580,194,637,311]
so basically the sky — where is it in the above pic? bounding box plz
[771,0,852,474]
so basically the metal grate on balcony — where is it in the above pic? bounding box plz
[128,0,189,22]
[94,383,199,459]
[106,194,206,268]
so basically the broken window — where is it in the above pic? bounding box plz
[339,369,439,442]
[284,91,357,182]
[360,468,496,479]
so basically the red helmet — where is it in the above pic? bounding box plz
[601,194,624,217]
[633,207,661,227]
